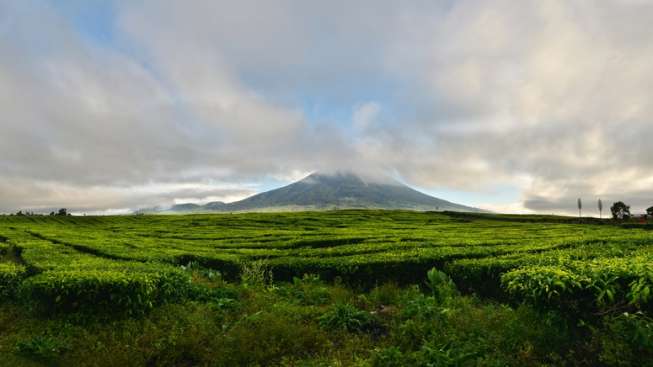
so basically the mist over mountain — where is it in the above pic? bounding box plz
[161,172,482,213]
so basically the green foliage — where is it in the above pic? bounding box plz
[502,266,587,308]
[0,263,27,299]
[15,335,69,363]
[628,267,653,307]
[426,267,458,303]
[0,210,653,365]
[414,341,481,367]
[501,253,653,315]
[611,201,631,220]
[372,347,405,367]
[19,264,191,315]
[283,274,331,305]
[596,312,653,366]
[318,303,380,333]
[240,259,273,287]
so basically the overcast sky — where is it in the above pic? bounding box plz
[2,0,653,215]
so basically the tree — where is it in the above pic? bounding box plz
[598,199,603,219]
[577,198,582,218]
[647,206,653,217]
[610,201,631,220]
[57,208,67,216]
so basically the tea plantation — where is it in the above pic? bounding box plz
[0,210,651,366]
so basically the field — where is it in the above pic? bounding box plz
[1,210,652,366]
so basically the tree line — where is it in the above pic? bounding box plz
[578,198,653,220]
[8,208,71,217]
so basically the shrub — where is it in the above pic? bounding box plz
[371,347,406,367]
[426,268,458,303]
[628,267,653,310]
[240,260,272,287]
[287,274,331,305]
[502,258,653,315]
[0,262,27,299]
[16,335,69,362]
[318,303,381,333]
[414,341,481,367]
[596,312,653,366]
[501,266,590,311]
[19,264,191,315]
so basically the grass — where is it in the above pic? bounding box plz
[0,210,651,366]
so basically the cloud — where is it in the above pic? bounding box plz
[352,102,381,130]
[1,0,653,214]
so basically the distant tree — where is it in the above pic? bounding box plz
[49,211,55,216]
[598,199,603,219]
[16,210,24,216]
[647,206,653,217]
[57,208,67,216]
[610,201,631,220]
[577,198,582,218]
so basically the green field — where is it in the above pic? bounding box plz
[1,210,652,366]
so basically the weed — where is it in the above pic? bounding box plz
[318,303,382,334]
[240,260,273,287]
[16,335,69,363]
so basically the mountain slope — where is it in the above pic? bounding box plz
[166,172,482,213]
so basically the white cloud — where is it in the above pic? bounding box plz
[352,102,381,130]
[2,0,653,213]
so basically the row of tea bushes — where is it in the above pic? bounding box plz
[0,263,27,299]
[444,241,651,298]
[501,253,653,315]
[20,262,192,315]
[2,231,193,315]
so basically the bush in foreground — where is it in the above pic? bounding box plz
[19,264,191,315]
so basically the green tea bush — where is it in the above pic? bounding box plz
[628,267,653,311]
[0,242,9,256]
[501,266,589,310]
[502,255,653,315]
[0,262,27,299]
[19,264,191,315]
[187,284,239,310]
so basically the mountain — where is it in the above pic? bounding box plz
[157,172,483,213]
[169,203,202,212]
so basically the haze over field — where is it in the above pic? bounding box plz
[2,1,653,215]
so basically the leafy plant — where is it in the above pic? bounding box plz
[426,268,458,303]
[318,303,380,333]
[16,335,69,362]
[415,341,480,367]
[286,274,331,305]
[240,260,272,287]
[371,347,406,367]
[0,262,27,299]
